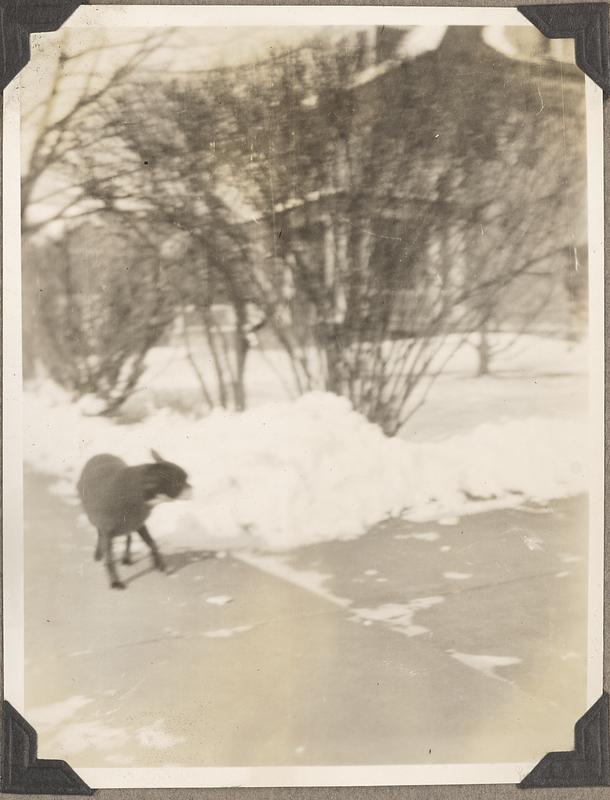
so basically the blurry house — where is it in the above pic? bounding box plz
[164,25,587,348]
[259,25,587,340]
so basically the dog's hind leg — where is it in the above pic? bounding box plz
[103,532,125,590]
[137,525,165,572]
[94,531,103,561]
[122,533,133,565]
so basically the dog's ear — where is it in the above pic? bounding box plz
[151,449,165,463]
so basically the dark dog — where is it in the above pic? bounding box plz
[77,449,192,589]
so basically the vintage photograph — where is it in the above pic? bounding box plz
[3,4,604,788]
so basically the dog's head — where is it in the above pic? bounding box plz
[145,449,192,505]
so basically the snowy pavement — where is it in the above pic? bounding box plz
[25,469,588,770]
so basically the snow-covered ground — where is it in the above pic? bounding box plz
[105,332,589,430]
[23,334,588,552]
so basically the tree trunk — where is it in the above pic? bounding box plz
[477,322,491,376]
[233,302,249,412]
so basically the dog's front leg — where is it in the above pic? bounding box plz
[122,532,133,565]
[137,525,165,572]
[103,532,126,589]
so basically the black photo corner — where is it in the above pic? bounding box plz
[0,0,608,794]
[1,702,94,795]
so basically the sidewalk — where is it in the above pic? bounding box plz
[23,470,588,769]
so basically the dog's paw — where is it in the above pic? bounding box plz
[111,580,126,590]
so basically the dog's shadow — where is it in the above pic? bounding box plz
[122,549,218,587]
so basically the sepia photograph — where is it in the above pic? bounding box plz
[2,4,604,788]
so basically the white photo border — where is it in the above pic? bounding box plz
[2,4,605,788]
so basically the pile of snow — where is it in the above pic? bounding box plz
[23,383,587,552]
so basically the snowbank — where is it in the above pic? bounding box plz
[23,384,587,552]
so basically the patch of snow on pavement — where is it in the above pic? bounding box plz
[205,626,253,638]
[54,719,130,755]
[412,532,441,542]
[354,596,445,637]
[523,535,544,551]
[205,595,233,606]
[28,695,93,728]
[559,554,583,563]
[448,650,522,682]
[236,552,351,608]
[136,719,185,749]
[394,531,440,542]
[560,651,582,661]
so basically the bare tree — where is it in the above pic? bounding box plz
[49,26,586,430]
[21,27,175,238]
[216,27,586,425]
[59,70,279,411]
[20,28,181,379]
[25,217,176,413]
